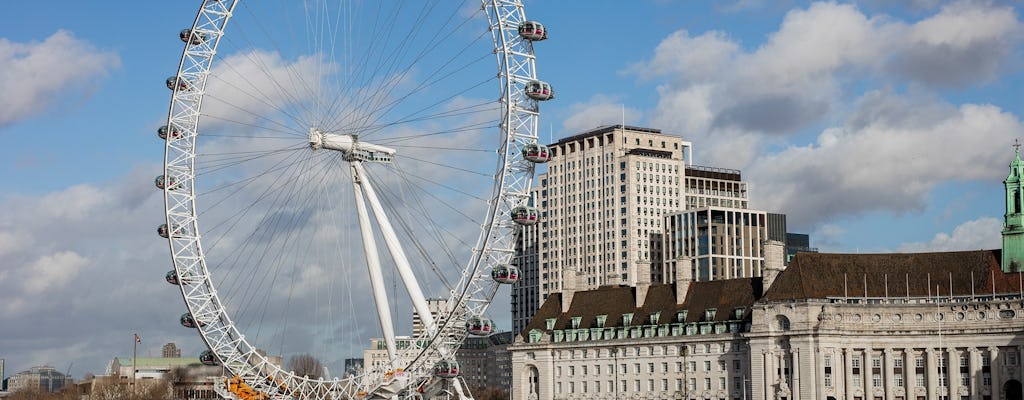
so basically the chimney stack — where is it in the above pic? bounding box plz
[675,257,693,304]
[762,240,785,290]
[635,261,652,308]
[561,268,582,313]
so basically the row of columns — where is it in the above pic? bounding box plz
[750,344,1023,400]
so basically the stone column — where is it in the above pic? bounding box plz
[883,348,895,400]
[947,348,959,400]
[844,348,854,400]
[926,348,938,399]
[793,348,801,400]
[990,346,1001,399]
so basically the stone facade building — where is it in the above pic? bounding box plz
[508,150,1024,400]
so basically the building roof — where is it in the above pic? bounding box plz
[112,357,202,367]
[552,124,665,146]
[762,249,1024,301]
[519,278,763,339]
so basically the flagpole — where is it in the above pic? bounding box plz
[133,333,138,394]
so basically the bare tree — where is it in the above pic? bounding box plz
[287,353,325,379]
[90,379,173,400]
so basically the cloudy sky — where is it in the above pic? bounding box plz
[1,0,1022,379]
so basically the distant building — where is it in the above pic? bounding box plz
[513,125,694,335]
[663,207,768,282]
[766,213,787,243]
[101,357,221,399]
[343,358,364,378]
[4,365,70,393]
[457,332,514,393]
[784,232,817,262]
[162,342,182,358]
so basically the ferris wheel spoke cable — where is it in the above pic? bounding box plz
[194,109,305,137]
[337,1,450,133]
[320,0,413,132]
[370,169,457,293]
[204,56,313,130]
[359,100,496,132]
[194,145,307,175]
[324,10,488,136]
[209,151,324,310]
[229,159,336,346]
[230,3,323,123]
[380,165,471,291]
[358,77,495,141]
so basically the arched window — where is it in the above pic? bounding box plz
[527,366,540,395]
[776,315,791,331]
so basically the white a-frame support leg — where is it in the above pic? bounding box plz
[351,162,398,361]
[352,163,438,337]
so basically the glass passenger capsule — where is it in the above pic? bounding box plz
[524,80,553,101]
[491,264,520,284]
[179,29,208,45]
[165,270,179,285]
[517,21,547,41]
[166,76,191,91]
[155,175,180,190]
[466,316,495,336]
[199,350,219,366]
[433,360,460,378]
[522,143,551,163]
[510,205,539,226]
[180,312,205,328]
[157,124,182,140]
[157,223,182,239]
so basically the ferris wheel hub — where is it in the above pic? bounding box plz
[309,128,395,163]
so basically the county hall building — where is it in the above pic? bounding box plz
[508,149,1024,400]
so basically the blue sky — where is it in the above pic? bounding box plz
[1,0,1022,379]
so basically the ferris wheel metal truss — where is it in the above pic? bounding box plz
[161,0,548,399]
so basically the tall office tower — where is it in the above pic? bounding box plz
[663,207,768,281]
[162,342,181,358]
[412,298,453,336]
[663,166,769,282]
[511,219,540,334]
[515,125,691,326]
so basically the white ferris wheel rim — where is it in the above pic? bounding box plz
[161,1,545,398]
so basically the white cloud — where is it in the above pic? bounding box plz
[899,217,1001,252]
[0,30,120,128]
[561,95,643,133]
[748,91,1020,227]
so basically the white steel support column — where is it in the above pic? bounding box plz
[353,162,437,336]
[350,162,398,361]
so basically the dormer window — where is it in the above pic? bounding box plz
[571,316,582,329]
[704,308,717,321]
[528,329,542,343]
[734,307,745,319]
[596,314,607,328]
[650,311,661,325]
[622,313,634,326]
[677,310,688,322]
[545,318,556,330]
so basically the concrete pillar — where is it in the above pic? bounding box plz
[968,347,981,400]
[947,348,959,400]
[990,346,1001,399]
[883,348,895,400]
[844,348,854,400]
[926,348,938,399]
[791,349,800,400]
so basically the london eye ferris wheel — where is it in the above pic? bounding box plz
[158,1,551,398]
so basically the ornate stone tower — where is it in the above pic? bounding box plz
[1003,143,1024,272]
